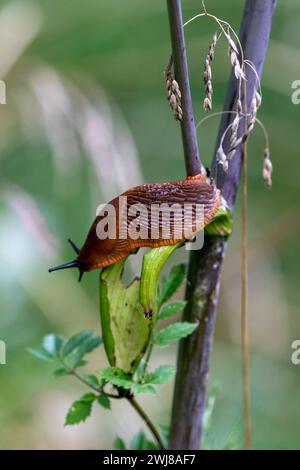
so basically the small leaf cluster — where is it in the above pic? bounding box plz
[114,430,158,450]
[99,364,176,396]
[28,330,110,425]
[28,330,102,371]
[28,262,199,441]
[98,263,198,399]
[65,392,111,425]
[156,262,198,347]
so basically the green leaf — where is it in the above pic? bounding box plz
[27,347,54,361]
[67,353,87,369]
[204,206,233,237]
[99,367,156,395]
[80,392,97,402]
[130,431,158,450]
[154,322,198,347]
[145,365,175,385]
[62,334,101,369]
[65,393,96,425]
[131,431,147,450]
[158,263,187,307]
[97,394,111,410]
[42,334,65,357]
[131,383,157,395]
[84,374,100,388]
[53,367,70,377]
[65,400,92,425]
[99,367,133,390]
[62,330,92,357]
[158,300,187,320]
[80,336,102,354]
[160,424,170,447]
[114,436,127,450]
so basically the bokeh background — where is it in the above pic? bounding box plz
[0,0,299,450]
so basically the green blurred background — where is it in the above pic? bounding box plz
[0,0,299,449]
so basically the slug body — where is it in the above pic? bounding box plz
[49,174,221,279]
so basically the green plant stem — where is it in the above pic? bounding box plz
[140,342,157,387]
[71,369,119,399]
[60,358,164,448]
[71,369,101,393]
[59,357,121,399]
[142,342,154,376]
[127,396,165,450]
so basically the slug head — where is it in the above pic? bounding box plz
[48,239,84,282]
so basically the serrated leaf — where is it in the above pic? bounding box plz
[42,334,65,357]
[65,394,95,425]
[154,322,198,347]
[97,394,111,410]
[158,301,187,320]
[131,383,157,395]
[99,367,133,389]
[27,347,54,361]
[99,367,158,395]
[114,436,127,450]
[145,365,175,385]
[53,367,70,377]
[158,263,187,307]
[80,392,97,402]
[62,330,92,357]
[84,374,99,388]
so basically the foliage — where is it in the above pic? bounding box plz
[29,259,198,446]
[114,431,158,450]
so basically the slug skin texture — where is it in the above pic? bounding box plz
[78,174,221,272]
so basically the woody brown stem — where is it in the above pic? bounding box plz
[167,0,203,177]
[127,396,165,450]
[169,0,276,450]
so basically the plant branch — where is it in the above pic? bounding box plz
[62,360,164,447]
[60,358,122,399]
[241,59,252,448]
[71,369,102,393]
[70,369,120,399]
[127,396,165,450]
[241,127,251,448]
[169,0,276,450]
[167,0,203,176]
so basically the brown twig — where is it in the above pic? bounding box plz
[127,396,165,450]
[167,0,203,177]
[241,68,252,449]
[169,0,276,450]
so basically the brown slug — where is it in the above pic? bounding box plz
[49,174,221,280]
